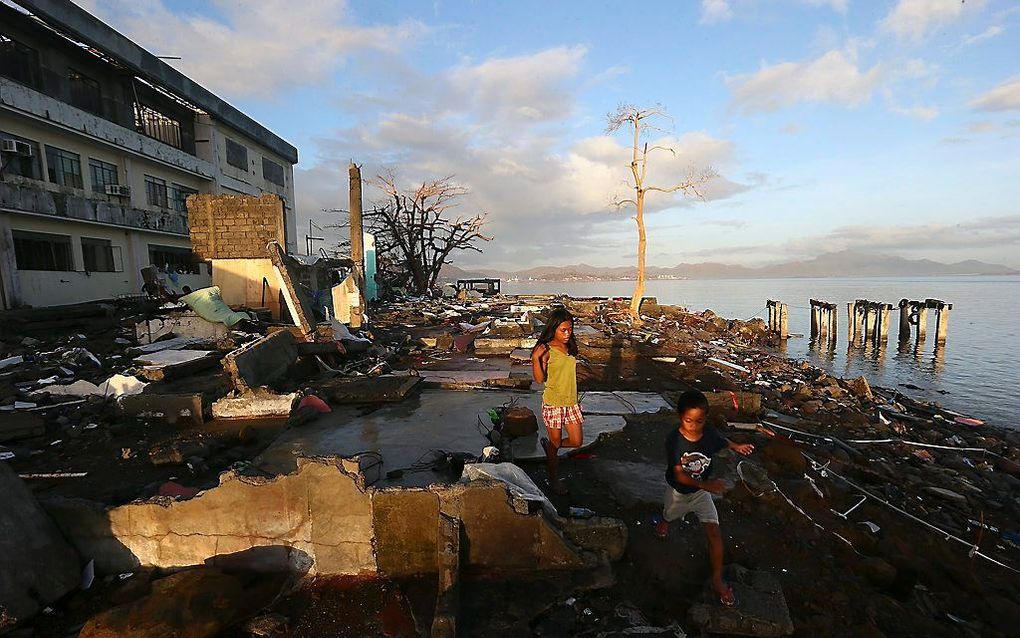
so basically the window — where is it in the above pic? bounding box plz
[225,138,248,170]
[45,145,83,188]
[0,36,40,88]
[134,103,182,149]
[69,69,102,115]
[12,231,73,271]
[144,175,168,208]
[81,237,121,272]
[0,131,42,180]
[88,158,118,192]
[262,157,285,187]
[148,245,199,274]
[170,183,198,213]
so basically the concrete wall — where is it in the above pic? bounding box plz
[0,212,209,307]
[212,258,283,319]
[41,457,594,579]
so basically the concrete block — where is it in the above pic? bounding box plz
[117,393,204,426]
[223,331,297,393]
[0,463,80,630]
[212,389,297,419]
[474,337,538,356]
[315,375,422,404]
[557,516,628,561]
[0,412,46,442]
[136,352,221,382]
[688,564,795,637]
[431,513,461,638]
[268,240,317,335]
[134,313,228,345]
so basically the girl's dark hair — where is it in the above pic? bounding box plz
[534,307,579,357]
[676,390,710,415]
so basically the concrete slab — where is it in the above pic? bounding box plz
[118,393,204,426]
[0,463,81,629]
[134,349,215,366]
[314,375,422,404]
[688,564,794,636]
[223,331,297,392]
[129,336,210,354]
[135,313,228,344]
[592,460,666,509]
[421,370,510,385]
[580,391,671,415]
[508,414,627,461]
[0,412,45,442]
[212,390,298,419]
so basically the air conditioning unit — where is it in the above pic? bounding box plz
[1,139,32,156]
[105,184,131,197]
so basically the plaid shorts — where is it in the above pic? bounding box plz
[542,404,584,430]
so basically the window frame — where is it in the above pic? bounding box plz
[169,183,198,213]
[80,236,122,273]
[12,230,74,272]
[0,131,42,180]
[88,157,119,193]
[148,244,200,275]
[0,35,41,88]
[44,145,84,189]
[144,174,168,208]
[134,102,182,149]
[262,156,285,187]
[225,138,248,171]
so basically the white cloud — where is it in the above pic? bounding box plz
[726,48,882,113]
[962,24,1004,46]
[700,0,733,24]
[880,0,987,43]
[890,105,938,121]
[970,76,1020,112]
[80,0,427,99]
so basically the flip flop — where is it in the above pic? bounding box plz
[718,584,736,607]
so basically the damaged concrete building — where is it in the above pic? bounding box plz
[0,0,298,309]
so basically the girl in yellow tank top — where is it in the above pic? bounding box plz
[531,308,583,494]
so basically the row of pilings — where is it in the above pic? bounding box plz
[766,298,952,349]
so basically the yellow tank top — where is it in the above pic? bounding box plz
[542,346,578,407]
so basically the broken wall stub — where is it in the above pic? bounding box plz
[222,330,297,393]
[0,463,81,630]
[267,240,318,335]
[42,457,376,576]
[187,194,285,260]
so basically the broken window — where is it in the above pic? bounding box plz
[13,230,73,271]
[69,69,102,115]
[144,174,168,208]
[0,131,42,180]
[225,138,248,170]
[45,145,83,188]
[88,158,118,192]
[148,244,199,274]
[170,183,198,213]
[262,157,284,187]
[81,237,122,272]
[0,35,40,89]
[134,103,182,149]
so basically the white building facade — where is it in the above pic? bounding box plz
[0,0,298,308]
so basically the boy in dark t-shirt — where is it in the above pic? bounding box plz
[656,390,754,606]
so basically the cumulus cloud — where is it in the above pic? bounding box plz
[726,48,881,113]
[970,76,1020,112]
[78,0,427,99]
[700,0,733,24]
[293,47,746,269]
[880,0,987,43]
[890,105,938,121]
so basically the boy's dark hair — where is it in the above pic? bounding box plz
[676,389,709,415]
[533,307,579,357]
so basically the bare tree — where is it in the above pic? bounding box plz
[606,104,717,318]
[366,173,491,295]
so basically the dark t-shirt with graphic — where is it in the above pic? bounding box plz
[665,427,728,494]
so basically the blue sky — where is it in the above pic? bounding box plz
[79,0,1020,269]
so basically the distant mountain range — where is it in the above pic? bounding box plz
[441,250,1019,281]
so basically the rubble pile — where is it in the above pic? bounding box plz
[2,288,1018,636]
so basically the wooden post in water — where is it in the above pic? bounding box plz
[916,305,929,342]
[847,302,855,343]
[898,299,912,343]
[810,300,819,339]
[934,303,951,345]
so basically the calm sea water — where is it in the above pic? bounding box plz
[502,277,1020,429]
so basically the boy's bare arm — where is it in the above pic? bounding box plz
[672,464,727,493]
[725,438,754,456]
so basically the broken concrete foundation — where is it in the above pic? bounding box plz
[223,330,298,392]
[41,456,617,581]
